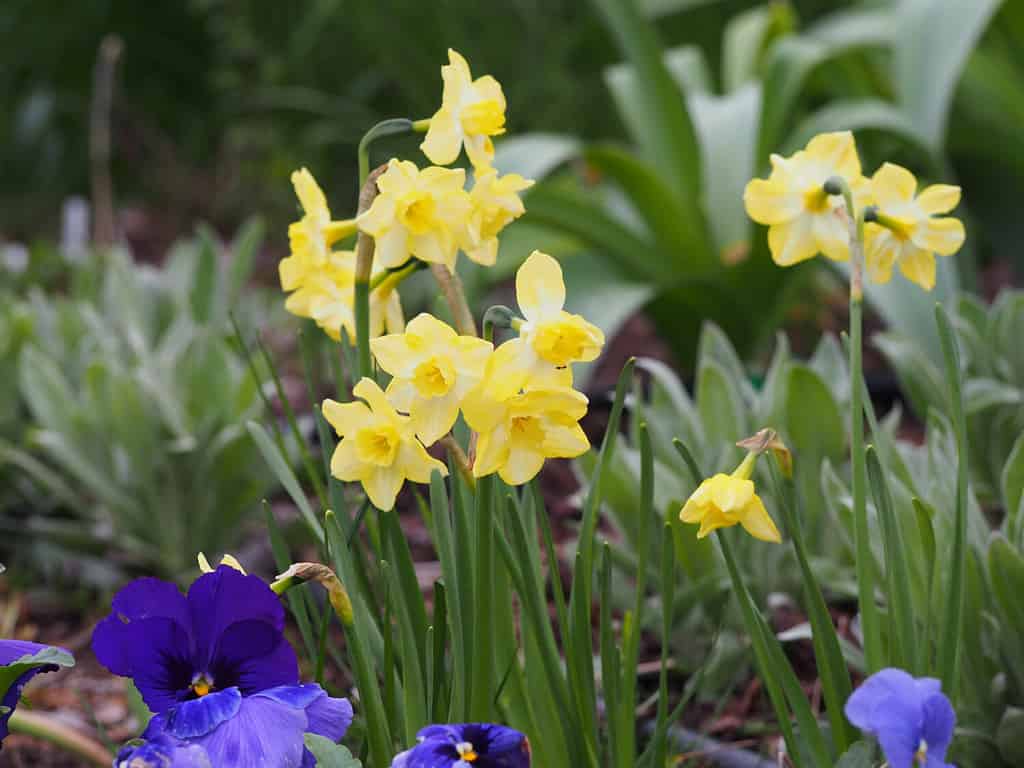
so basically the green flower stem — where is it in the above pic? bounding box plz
[430,263,478,337]
[353,165,388,380]
[370,259,426,294]
[357,118,414,188]
[8,710,111,767]
[481,305,516,343]
[469,475,495,720]
[412,118,431,133]
[826,175,883,673]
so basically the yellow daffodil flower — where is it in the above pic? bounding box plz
[462,382,590,485]
[356,159,471,271]
[280,248,404,341]
[744,131,867,266]
[285,168,356,269]
[863,163,965,291]
[371,313,493,445]
[464,167,534,266]
[679,455,781,543]
[485,251,604,399]
[323,378,447,511]
[421,49,507,169]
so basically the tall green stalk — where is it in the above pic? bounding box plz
[827,175,883,673]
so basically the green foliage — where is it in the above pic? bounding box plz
[0,223,277,581]
[0,645,75,708]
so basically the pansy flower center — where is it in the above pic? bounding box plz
[413,356,455,398]
[355,425,401,466]
[461,99,505,136]
[190,673,214,698]
[455,741,479,762]
[398,193,437,235]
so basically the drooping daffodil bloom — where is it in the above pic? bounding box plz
[392,723,530,768]
[0,639,74,746]
[679,453,781,542]
[421,49,507,169]
[92,566,353,768]
[462,377,590,485]
[356,159,472,271]
[864,163,965,291]
[488,251,604,399]
[280,247,405,342]
[323,378,448,510]
[743,131,867,266]
[464,166,533,266]
[844,668,955,768]
[371,313,492,446]
[285,168,356,270]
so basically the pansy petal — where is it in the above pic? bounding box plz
[192,690,308,768]
[916,184,961,215]
[210,627,298,695]
[844,667,920,731]
[516,251,565,322]
[304,691,354,744]
[164,687,242,740]
[920,692,956,761]
[870,163,917,208]
[911,217,965,256]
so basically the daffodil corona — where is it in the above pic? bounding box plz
[743,131,866,266]
[680,454,781,543]
[863,163,965,291]
[371,313,493,446]
[323,378,447,510]
[421,49,507,169]
[356,159,472,271]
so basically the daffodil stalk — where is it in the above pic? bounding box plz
[369,258,426,294]
[8,710,111,767]
[354,165,388,379]
[431,263,478,337]
[481,304,516,343]
[357,118,416,188]
[824,173,883,674]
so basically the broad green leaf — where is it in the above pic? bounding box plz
[997,707,1024,766]
[964,378,1023,415]
[191,223,220,325]
[1003,432,1024,539]
[723,4,794,92]
[688,84,761,262]
[226,217,265,308]
[304,735,363,768]
[807,7,896,50]
[639,0,723,19]
[873,333,947,419]
[696,359,745,467]
[895,0,1002,149]
[247,420,323,543]
[787,99,931,158]
[783,364,845,464]
[758,35,827,163]
[493,133,582,181]
[0,645,74,710]
[988,537,1024,642]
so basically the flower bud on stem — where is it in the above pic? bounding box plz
[272,562,354,627]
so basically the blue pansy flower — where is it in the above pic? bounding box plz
[391,723,530,768]
[0,639,73,745]
[93,566,353,768]
[844,668,956,768]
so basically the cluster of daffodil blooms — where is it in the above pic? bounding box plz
[277,50,602,511]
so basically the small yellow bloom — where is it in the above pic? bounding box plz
[285,168,356,270]
[744,131,867,266]
[863,163,965,291]
[280,248,404,342]
[371,313,493,445]
[679,459,781,543]
[197,553,246,574]
[486,251,604,399]
[464,167,534,266]
[462,382,590,485]
[356,159,471,271]
[323,378,447,510]
[421,49,507,169]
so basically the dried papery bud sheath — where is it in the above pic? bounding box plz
[736,428,792,479]
[273,562,354,627]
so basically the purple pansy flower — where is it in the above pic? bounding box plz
[0,639,73,745]
[844,668,956,768]
[93,566,353,768]
[391,723,530,768]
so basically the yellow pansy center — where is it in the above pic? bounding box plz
[398,193,437,235]
[532,320,592,366]
[803,185,832,214]
[455,741,479,762]
[461,100,505,136]
[355,425,401,466]
[191,674,214,698]
[412,356,456,398]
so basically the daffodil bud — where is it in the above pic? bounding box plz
[736,428,792,478]
[273,562,354,627]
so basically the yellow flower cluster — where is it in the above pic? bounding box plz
[278,50,600,509]
[743,131,965,291]
[321,251,602,508]
[280,49,533,343]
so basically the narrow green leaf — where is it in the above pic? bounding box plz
[226,217,264,307]
[247,421,323,543]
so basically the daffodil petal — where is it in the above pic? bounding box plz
[541,420,590,458]
[362,466,404,511]
[516,251,565,322]
[291,168,329,217]
[473,426,507,478]
[375,225,411,270]
[421,108,462,166]
[738,496,782,543]
[498,446,545,486]
[330,439,365,482]
[743,178,801,225]
[410,391,461,446]
[805,131,860,180]
[864,226,898,285]
[870,163,917,208]
[916,184,961,215]
[897,247,937,291]
[353,378,399,421]
[911,217,965,256]
[813,212,850,262]
[707,474,755,513]
[767,217,819,266]
[371,334,419,377]
[323,399,372,438]
[396,442,448,484]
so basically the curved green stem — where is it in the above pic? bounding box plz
[826,175,883,672]
[8,710,111,767]
[481,305,516,343]
[370,259,426,293]
[357,118,414,188]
